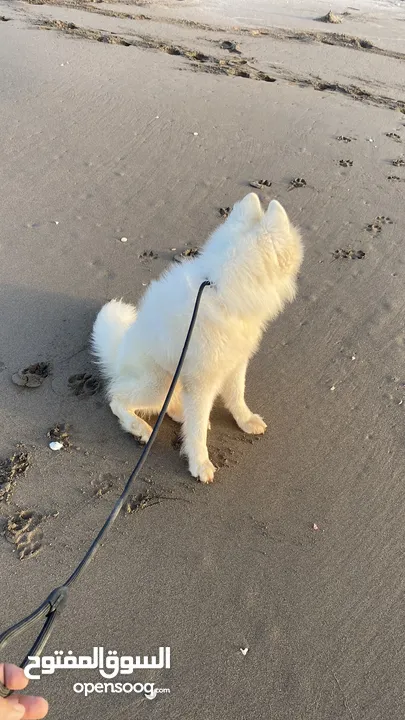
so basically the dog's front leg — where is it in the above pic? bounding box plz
[221,362,267,435]
[182,383,216,483]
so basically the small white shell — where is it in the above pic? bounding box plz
[120,237,128,243]
[49,441,63,451]
[240,647,249,656]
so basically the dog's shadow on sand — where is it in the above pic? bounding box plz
[0,283,105,371]
[0,284,117,450]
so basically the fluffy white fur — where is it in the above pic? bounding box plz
[91,193,303,483]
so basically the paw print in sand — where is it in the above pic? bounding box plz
[249,180,272,189]
[173,247,200,263]
[5,510,44,560]
[289,177,307,190]
[0,452,30,503]
[68,372,102,396]
[332,249,365,260]
[366,216,393,234]
[12,362,50,388]
[139,250,158,261]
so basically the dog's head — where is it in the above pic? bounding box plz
[201,193,303,315]
[227,192,303,283]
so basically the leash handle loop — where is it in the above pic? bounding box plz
[0,586,68,697]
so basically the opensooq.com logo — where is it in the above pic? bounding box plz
[24,646,171,700]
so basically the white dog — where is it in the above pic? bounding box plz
[91,193,303,483]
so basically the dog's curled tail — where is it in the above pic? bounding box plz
[91,299,137,379]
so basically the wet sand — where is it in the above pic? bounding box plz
[0,1,405,718]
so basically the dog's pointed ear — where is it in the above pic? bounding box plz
[263,199,290,231]
[261,199,303,275]
[229,192,263,226]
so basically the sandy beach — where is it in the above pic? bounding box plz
[0,0,405,717]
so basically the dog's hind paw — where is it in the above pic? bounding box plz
[238,414,267,435]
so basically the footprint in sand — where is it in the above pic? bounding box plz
[5,510,44,560]
[139,250,159,262]
[375,215,393,224]
[0,452,30,503]
[209,446,238,470]
[123,489,168,514]
[91,472,118,498]
[12,362,51,388]
[332,248,366,260]
[173,247,200,263]
[366,222,382,235]
[366,216,393,234]
[289,177,307,190]
[332,249,365,260]
[68,372,103,396]
[249,180,272,189]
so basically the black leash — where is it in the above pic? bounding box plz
[0,280,211,698]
